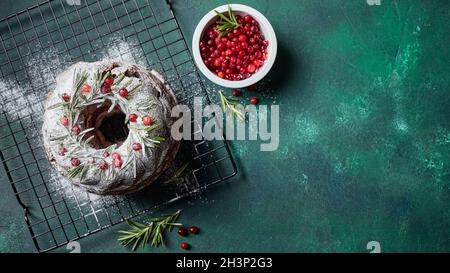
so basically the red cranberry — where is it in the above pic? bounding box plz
[71,158,81,167]
[178,227,188,237]
[142,115,153,126]
[217,71,225,78]
[72,125,81,135]
[113,158,123,168]
[132,143,142,151]
[99,159,108,170]
[101,84,111,94]
[238,34,247,42]
[58,147,67,156]
[247,64,256,73]
[254,59,264,68]
[61,93,70,102]
[104,76,113,86]
[60,116,69,127]
[232,89,241,96]
[112,152,121,160]
[129,113,138,122]
[82,83,91,93]
[189,226,199,234]
[244,15,253,23]
[250,97,259,105]
[180,242,189,250]
[119,88,128,98]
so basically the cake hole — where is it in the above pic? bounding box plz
[99,112,129,144]
[81,99,129,149]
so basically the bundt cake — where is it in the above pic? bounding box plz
[42,60,179,195]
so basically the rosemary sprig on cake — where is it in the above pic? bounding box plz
[118,210,182,250]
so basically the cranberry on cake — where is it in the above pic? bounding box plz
[42,60,179,195]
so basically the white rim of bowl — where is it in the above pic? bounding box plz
[192,4,277,89]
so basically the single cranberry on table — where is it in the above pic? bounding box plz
[178,227,188,237]
[250,97,259,105]
[180,242,190,250]
[189,226,199,234]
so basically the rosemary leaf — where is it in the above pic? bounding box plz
[47,102,65,110]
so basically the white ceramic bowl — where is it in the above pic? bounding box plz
[192,4,277,88]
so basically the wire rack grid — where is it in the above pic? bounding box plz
[0,0,237,252]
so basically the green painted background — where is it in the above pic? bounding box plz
[1,0,450,252]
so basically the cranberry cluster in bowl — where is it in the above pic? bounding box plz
[192,4,277,88]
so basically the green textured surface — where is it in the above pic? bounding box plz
[1,0,450,253]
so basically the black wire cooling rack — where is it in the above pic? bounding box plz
[0,0,237,252]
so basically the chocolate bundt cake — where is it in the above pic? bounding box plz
[42,60,179,195]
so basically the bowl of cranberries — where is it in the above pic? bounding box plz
[192,4,277,88]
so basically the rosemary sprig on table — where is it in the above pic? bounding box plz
[118,210,182,251]
[214,5,240,37]
[163,162,190,184]
[219,91,245,122]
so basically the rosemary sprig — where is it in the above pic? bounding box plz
[164,162,190,184]
[118,210,182,251]
[67,164,84,178]
[214,5,240,37]
[219,91,245,122]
